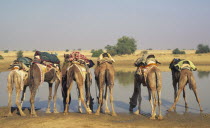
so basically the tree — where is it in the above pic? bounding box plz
[65,49,69,52]
[17,50,23,59]
[0,55,4,60]
[4,50,9,53]
[195,44,210,54]
[105,45,117,56]
[91,49,103,57]
[172,48,186,54]
[116,36,137,55]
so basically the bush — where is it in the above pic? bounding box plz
[65,49,69,52]
[141,50,148,55]
[116,36,137,55]
[0,55,4,60]
[172,48,186,54]
[17,51,23,59]
[4,50,9,53]
[91,49,104,57]
[105,45,117,56]
[195,44,210,54]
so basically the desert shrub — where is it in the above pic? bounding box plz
[4,50,9,53]
[65,49,69,52]
[91,49,103,57]
[195,44,210,54]
[172,48,186,54]
[0,55,4,59]
[17,51,23,59]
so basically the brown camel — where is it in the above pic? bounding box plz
[130,65,162,120]
[29,63,61,116]
[63,62,92,115]
[94,61,117,116]
[168,69,203,112]
[7,62,29,116]
[169,58,189,109]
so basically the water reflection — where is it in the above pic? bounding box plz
[115,71,134,86]
[197,71,210,79]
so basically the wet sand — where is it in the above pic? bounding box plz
[0,107,210,128]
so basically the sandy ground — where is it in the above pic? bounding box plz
[0,107,210,128]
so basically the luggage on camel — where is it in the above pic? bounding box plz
[173,59,197,71]
[65,51,95,68]
[34,51,60,64]
[17,57,32,67]
[134,54,161,86]
[97,52,115,65]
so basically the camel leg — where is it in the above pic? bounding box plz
[129,76,140,112]
[150,90,157,120]
[104,85,110,114]
[64,80,73,115]
[77,88,83,113]
[168,88,183,111]
[78,85,92,114]
[16,88,26,116]
[21,85,28,108]
[30,85,38,117]
[53,80,59,113]
[173,80,177,102]
[192,89,203,111]
[157,90,163,120]
[109,85,117,116]
[147,88,154,119]
[134,84,141,115]
[46,83,53,113]
[7,81,13,116]
[95,85,103,115]
[183,87,188,108]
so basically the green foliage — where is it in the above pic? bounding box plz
[105,45,117,56]
[116,36,137,55]
[32,49,37,52]
[172,48,186,54]
[17,50,23,59]
[78,48,81,51]
[4,50,9,53]
[65,49,69,52]
[141,50,148,55]
[195,44,210,54]
[0,55,4,60]
[91,49,103,57]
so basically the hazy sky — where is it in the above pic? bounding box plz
[0,0,210,51]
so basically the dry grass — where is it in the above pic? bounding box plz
[1,50,210,72]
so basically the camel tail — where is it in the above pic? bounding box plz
[187,71,193,90]
[155,68,162,91]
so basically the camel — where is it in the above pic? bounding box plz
[94,61,117,116]
[129,64,162,120]
[61,54,94,113]
[168,68,203,112]
[7,61,29,116]
[63,62,92,115]
[169,58,188,109]
[29,63,61,116]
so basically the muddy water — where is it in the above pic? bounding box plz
[0,69,210,115]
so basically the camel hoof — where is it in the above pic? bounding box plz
[95,112,100,116]
[111,113,117,116]
[167,108,173,112]
[63,112,68,115]
[150,116,156,120]
[30,114,38,117]
[53,110,59,113]
[105,110,110,114]
[45,109,51,113]
[134,110,140,115]
[78,108,83,113]
[20,113,26,116]
[158,115,163,120]
[7,113,13,117]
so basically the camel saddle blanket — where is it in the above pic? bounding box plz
[140,63,158,86]
[34,51,60,64]
[68,64,87,82]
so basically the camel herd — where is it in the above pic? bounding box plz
[6,54,203,120]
